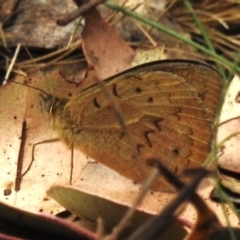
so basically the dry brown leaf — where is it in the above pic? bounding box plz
[217,74,240,194]
[0,72,89,214]
[1,0,79,48]
[0,68,238,229]
[82,7,135,80]
[0,201,96,239]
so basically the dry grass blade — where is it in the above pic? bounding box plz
[169,0,240,64]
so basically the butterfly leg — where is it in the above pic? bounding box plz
[21,138,60,178]
[69,142,74,185]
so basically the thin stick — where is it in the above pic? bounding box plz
[57,0,107,26]
[15,121,27,191]
[70,142,74,185]
[3,43,21,84]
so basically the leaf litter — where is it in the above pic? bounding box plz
[0,0,240,239]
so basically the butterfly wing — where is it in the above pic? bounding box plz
[63,61,223,190]
[131,59,224,122]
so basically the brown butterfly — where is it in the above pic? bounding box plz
[34,60,224,191]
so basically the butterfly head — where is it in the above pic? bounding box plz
[39,93,56,114]
[9,80,68,117]
[39,93,68,116]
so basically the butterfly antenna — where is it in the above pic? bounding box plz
[10,81,49,96]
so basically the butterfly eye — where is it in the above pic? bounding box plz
[39,93,55,114]
[135,87,142,93]
[172,147,180,156]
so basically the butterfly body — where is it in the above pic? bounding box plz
[41,60,223,190]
